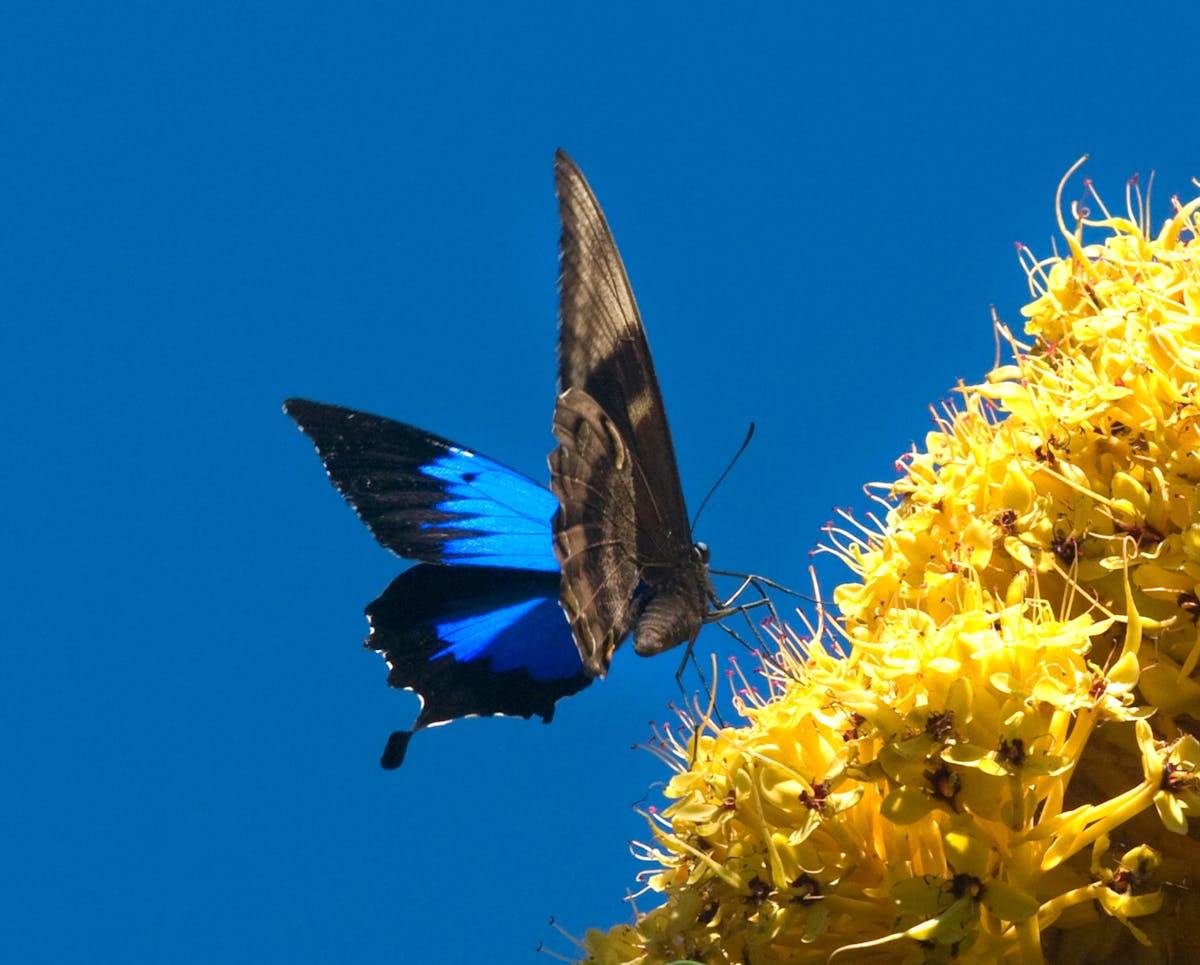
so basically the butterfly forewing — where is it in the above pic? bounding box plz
[284,398,557,571]
[553,151,692,556]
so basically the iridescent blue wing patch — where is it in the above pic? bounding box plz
[284,398,588,768]
[366,563,589,769]
[283,398,557,572]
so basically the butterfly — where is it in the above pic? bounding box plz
[283,398,591,769]
[286,152,732,767]
[550,150,718,679]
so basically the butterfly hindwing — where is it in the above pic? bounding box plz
[550,386,641,673]
[550,151,712,677]
[366,563,590,768]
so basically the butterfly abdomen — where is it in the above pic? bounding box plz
[630,562,709,657]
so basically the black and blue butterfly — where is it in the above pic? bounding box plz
[287,150,751,768]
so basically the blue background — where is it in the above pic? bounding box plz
[4,3,1198,962]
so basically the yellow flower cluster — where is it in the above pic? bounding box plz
[577,164,1200,965]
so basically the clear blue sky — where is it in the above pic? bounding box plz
[4,3,1198,962]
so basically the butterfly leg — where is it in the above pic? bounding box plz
[672,640,727,727]
[712,572,805,611]
[732,579,805,676]
[670,645,730,770]
[707,576,801,679]
[710,605,771,652]
[708,586,776,642]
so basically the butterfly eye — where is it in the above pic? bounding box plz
[694,542,710,564]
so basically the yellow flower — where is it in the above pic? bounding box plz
[576,165,1200,964]
[1137,720,1200,835]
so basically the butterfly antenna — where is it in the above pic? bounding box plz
[691,422,755,532]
